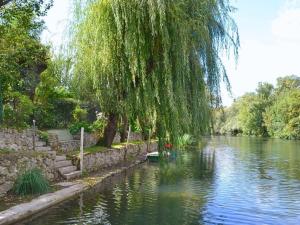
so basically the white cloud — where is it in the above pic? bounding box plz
[272,7,300,42]
[222,0,300,106]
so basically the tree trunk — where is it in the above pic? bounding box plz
[100,113,118,147]
[120,115,128,143]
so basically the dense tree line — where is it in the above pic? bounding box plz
[1,0,239,148]
[214,75,300,140]
[0,0,87,129]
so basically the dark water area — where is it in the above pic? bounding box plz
[24,137,300,225]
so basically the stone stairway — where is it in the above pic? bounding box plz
[55,155,81,180]
[35,141,52,151]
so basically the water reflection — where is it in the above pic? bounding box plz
[24,137,300,225]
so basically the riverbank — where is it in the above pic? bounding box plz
[0,140,157,225]
[0,158,148,225]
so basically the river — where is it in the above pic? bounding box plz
[25,136,300,225]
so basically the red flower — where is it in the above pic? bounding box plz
[164,143,172,149]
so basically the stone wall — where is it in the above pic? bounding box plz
[78,142,157,173]
[113,132,144,143]
[0,151,58,196]
[49,132,100,152]
[0,128,35,151]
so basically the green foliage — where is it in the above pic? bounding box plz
[34,65,78,128]
[13,168,51,196]
[72,105,88,122]
[0,0,52,127]
[264,89,300,140]
[177,134,194,148]
[90,118,107,135]
[237,83,274,136]
[0,148,11,154]
[69,121,92,135]
[215,76,300,140]
[3,91,34,128]
[70,0,239,145]
[213,101,242,135]
[0,1,50,97]
[38,130,49,143]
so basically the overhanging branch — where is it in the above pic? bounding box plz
[0,0,13,8]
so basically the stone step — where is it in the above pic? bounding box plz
[35,146,52,151]
[56,155,66,161]
[63,171,81,180]
[35,141,47,147]
[55,160,72,168]
[59,166,77,175]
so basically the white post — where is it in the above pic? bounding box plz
[147,129,151,152]
[126,125,131,148]
[80,127,84,175]
[32,120,36,151]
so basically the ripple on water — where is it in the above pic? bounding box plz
[24,137,300,225]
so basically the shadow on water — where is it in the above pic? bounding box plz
[23,145,216,225]
[22,136,300,225]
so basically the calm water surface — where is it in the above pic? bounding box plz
[25,137,300,225]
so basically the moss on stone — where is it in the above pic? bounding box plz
[0,149,11,155]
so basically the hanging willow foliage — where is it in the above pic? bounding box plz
[70,0,239,147]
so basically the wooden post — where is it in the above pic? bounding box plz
[147,129,151,152]
[126,125,131,149]
[32,120,36,151]
[80,127,84,175]
[124,125,131,161]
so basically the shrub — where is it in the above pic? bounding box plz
[3,92,34,128]
[69,121,92,135]
[90,118,107,135]
[72,105,88,122]
[33,105,57,129]
[13,169,51,196]
[177,134,194,148]
[38,130,49,143]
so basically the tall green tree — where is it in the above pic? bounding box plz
[214,75,300,140]
[239,83,274,136]
[71,0,239,147]
[0,0,52,124]
[264,76,300,139]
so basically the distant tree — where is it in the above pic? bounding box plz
[215,75,300,140]
[264,76,300,139]
[275,75,300,94]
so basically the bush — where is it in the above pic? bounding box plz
[33,105,57,129]
[13,169,51,196]
[90,118,107,134]
[177,134,194,148]
[38,131,49,143]
[3,92,34,128]
[69,121,92,135]
[72,105,88,122]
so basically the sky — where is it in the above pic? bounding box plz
[42,0,300,106]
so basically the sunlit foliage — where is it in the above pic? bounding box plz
[70,0,239,146]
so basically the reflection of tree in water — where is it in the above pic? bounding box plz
[158,144,215,185]
[26,147,217,225]
[94,148,217,225]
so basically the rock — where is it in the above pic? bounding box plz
[0,182,13,196]
[0,166,8,176]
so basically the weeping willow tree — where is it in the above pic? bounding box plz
[70,0,239,147]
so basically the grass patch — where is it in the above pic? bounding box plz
[112,140,153,149]
[84,145,107,154]
[0,148,11,154]
[13,168,51,196]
